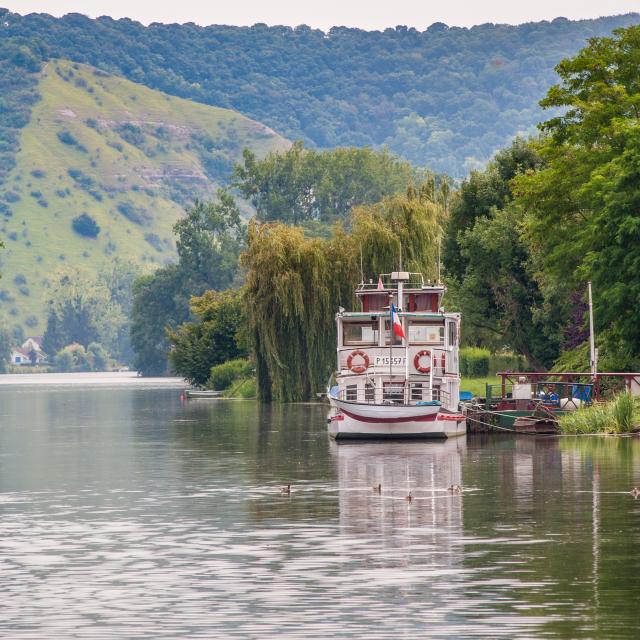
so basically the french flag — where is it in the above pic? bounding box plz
[391,302,405,339]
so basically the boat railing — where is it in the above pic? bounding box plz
[356,272,427,291]
[496,371,640,402]
[482,380,593,410]
[332,381,449,406]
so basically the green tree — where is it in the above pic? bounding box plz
[455,207,560,368]
[514,25,640,365]
[130,265,188,376]
[42,268,123,357]
[173,192,245,291]
[233,143,417,225]
[130,194,245,375]
[167,289,248,386]
[443,138,539,281]
[0,324,12,373]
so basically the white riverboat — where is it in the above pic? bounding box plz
[327,271,466,439]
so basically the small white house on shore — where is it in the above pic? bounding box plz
[10,337,48,366]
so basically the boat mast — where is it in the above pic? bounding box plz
[588,281,598,376]
[388,292,393,388]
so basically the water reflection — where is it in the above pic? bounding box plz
[1,386,640,638]
[331,439,465,536]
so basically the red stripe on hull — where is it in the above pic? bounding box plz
[340,408,439,423]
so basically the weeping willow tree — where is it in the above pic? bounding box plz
[242,184,445,401]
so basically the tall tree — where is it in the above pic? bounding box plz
[233,143,418,225]
[514,25,640,364]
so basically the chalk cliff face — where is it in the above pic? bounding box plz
[0,60,289,331]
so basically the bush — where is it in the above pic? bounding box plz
[72,213,100,237]
[612,391,635,433]
[225,377,257,398]
[57,130,78,146]
[207,358,253,391]
[117,201,151,225]
[489,352,528,375]
[87,342,109,371]
[460,347,490,377]
[54,343,93,372]
[559,391,640,434]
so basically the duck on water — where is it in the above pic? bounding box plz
[327,271,466,440]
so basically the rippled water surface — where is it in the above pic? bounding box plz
[1,382,640,638]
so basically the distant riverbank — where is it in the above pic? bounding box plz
[0,371,186,388]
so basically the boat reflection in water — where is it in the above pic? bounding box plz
[330,437,466,537]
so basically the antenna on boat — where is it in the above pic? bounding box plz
[359,245,364,284]
[437,236,441,284]
[588,281,598,376]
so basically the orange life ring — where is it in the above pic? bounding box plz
[347,350,370,374]
[414,350,431,373]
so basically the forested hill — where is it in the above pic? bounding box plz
[1,10,639,176]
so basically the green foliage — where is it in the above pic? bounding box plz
[233,143,417,224]
[225,377,257,399]
[131,266,188,376]
[515,25,640,369]
[242,184,443,401]
[558,403,617,435]
[488,352,527,375]
[612,391,636,433]
[168,290,248,386]
[559,391,639,434]
[0,322,12,373]
[444,140,559,368]
[72,213,100,238]
[0,39,40,188]
[54,343,93,372]
[131,195,246,375]
[460,347,490,378]
[174,193,245,292]
[42,267,134,363]
[207,358,253,391]
[1,12,637,176]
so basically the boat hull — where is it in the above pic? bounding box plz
[328,398,466,440]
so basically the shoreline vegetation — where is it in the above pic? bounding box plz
[558,392,640,435]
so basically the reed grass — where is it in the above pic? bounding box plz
[558,391,639,434]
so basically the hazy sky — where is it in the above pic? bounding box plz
[3,0,639,30]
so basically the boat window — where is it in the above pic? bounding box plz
[383,319,403,345]
[343,321,379,346]
[411,383,423,401]
[448,321,457,347]
[346,384,358,401]
[383,382,404,404]
[365,382,375,402]
[408,322,444,344]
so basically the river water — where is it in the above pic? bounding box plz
[1,380,639,638]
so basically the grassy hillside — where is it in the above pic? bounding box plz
[1,10,639,175]
[0,60,288,334]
